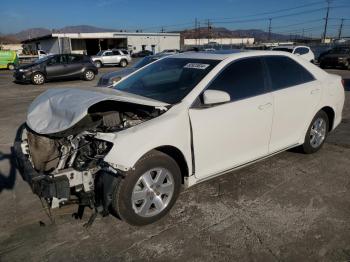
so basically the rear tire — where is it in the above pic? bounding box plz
[84,70,95,81]
[110,150,181,226]
[94,61,102,68]
[31,72,45,85]
[8,63,15,70]
[119,59,128,68]
[301,110,329,154]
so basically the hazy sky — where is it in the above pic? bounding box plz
[1,0,349,37]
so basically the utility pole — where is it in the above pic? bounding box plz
[207,19,211,45]
[268,18,272,41]
[338,18,344,39]
[161,27,164,33]
[195,18,198,46]
[322,0,331,43]
[302,28,305,39]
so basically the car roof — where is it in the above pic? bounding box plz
[170,49,244,60]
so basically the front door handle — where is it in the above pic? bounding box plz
[311,89,320,95]
[258,102,272,110]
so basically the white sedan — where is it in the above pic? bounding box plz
[15,51,345,226]
[272,45,315,62]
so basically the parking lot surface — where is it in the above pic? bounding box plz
[0,66,350,262]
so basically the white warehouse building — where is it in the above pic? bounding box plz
[22,32,181,55]
[184,38,255,46]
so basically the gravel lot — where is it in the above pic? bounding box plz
[0,65,349,262]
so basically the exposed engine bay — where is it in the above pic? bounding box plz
[17,100,166,225]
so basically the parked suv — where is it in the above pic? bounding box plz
[319,46,350,69]
[13,54,98,85]
[91,49,131,68]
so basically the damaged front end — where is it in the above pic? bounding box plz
[14,89,167,223]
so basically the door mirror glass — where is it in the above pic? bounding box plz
[203,90,230,105]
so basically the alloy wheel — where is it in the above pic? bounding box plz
[310,117,326,148]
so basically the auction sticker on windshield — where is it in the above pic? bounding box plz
[184,63,210,70]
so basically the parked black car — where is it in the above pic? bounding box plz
[14,54,98,85]
[131,50,154,58]
[319,46,350,70]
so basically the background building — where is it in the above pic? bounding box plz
[184,37,255,47]
[22,32,181,55]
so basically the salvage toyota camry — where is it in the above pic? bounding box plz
[15,51,344,226]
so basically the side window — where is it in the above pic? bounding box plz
[264,56,315,91]
[294,47,309,55]
[112,50,120,55]
[67,55,82,63]
[121,50,129,55]
[104,51,113,56]
[207,57,266,101]
[47,55,65,65]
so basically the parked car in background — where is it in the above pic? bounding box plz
[15,51,344,226]
[319,46,350,69]
[13,54,98,85]
[0,50,19,70]
[97,53,172,87]
[132,50,154,57]
[272,45,315,62]
[91,49,131,68]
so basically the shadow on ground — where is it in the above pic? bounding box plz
[0,148,16,194]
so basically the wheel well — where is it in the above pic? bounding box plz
[155,146,189,184]
[321,106,335,131]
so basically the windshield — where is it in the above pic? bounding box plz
[133,56,157,69]
[114,58,220,104]
[273,47,293,53]
[96,51,104,56]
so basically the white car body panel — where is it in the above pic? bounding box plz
[189,92,273,179]
[27,51,345,189]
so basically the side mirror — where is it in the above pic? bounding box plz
[203,90,230,105]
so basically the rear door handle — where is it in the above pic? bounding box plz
[311,88,320,94]
[258,102,272,110]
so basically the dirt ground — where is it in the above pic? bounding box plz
[0,66,349,262]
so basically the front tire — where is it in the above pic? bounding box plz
[84,70,95,81]
[301,110,329,154]
[111,150,181,226]
[94,61,102,68]
[31,72,45,85]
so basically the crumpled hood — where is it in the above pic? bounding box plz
[27,88,168,135]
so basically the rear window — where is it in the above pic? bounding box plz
[264,56,315,91]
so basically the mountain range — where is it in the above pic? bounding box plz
[0,24,299,43]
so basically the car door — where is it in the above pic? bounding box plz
[45,55,67,79]
[102,51,114,64]
[189,57,273,180]
[66,54,84,77]
[263,56,321,153]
